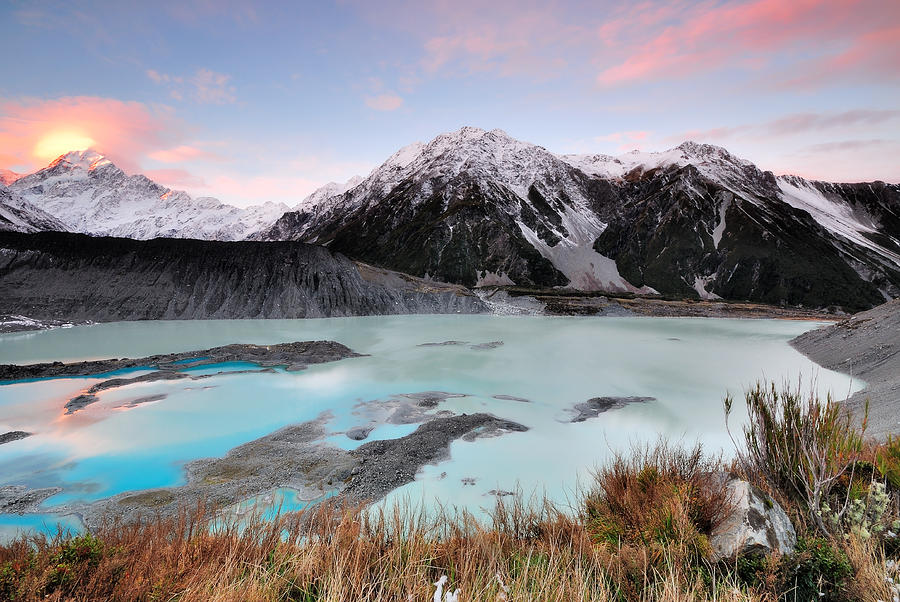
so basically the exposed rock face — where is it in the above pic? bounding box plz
[8,131,900,310]
[594,165,899,311]
[258,128,900,310]
[257,127,644,291]
[709,475,796,561]
[0,231,486,323]
[791,298,900,439]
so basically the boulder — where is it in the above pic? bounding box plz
[709,475,796,561]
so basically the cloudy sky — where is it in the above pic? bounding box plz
[1,0,898,207]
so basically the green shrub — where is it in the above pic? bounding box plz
[0,561,22,601]
[42,533,105,595]
[725,382,865,534]
[776,537,853,602]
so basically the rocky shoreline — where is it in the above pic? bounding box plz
[2,409,529,532]
[481,287,846,320]
[790,298,900,439]
[0,340,361,380]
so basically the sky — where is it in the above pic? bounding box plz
[0,0,898,207]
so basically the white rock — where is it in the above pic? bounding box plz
[709,475,796,561]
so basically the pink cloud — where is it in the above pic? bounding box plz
[595,0,899,87]
[0,96,180,174]
[777,139,900,183]
[148,145,220,163]
[671,109,900,144]
[595,130,652,151]
[203,174,322,205]
[365,93,404,111]
[143,168,208,188]
[422,8,581,78]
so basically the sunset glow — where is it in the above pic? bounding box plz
[0,0,897,204]
[33,131,96,161]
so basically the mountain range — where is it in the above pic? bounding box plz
[2,127,899,311]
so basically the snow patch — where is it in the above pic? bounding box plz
[517,207,657,294]
[475,270,515,286]
[712,193,732,249]
[777,177,900,267]
[692,276,721,300]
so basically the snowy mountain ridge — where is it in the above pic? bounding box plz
[260,126,900,309]
[4,128,899,310]
[6,150,290,241]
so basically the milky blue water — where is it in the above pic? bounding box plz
[0,316,858,540]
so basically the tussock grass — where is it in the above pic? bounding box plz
[2,382,899,601]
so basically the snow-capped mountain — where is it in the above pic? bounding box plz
[8,151,290,241]
[294,175,364,211]
[260,127,657,292]
[259,127,900,310]
[0,169,21,186]
[0,183,69,233]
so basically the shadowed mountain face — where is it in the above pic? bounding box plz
[594,166,900,311]
[0,232,485,322]
[258,129,900,311]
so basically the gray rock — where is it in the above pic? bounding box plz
[492,394,532,403]
[0,485,62,513]
[709,475,796,561]
[569,396,654,422]
[418,340,468,347]
[346,426,375,441]
[470,341,503,350]
[0,431,31,445]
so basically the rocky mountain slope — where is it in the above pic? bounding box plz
[7,151,289,241]
[258,128,900,311]
[0,184,69,233]
[0,231,484,322]
[258,127,654,292]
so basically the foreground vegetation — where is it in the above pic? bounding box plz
[2,384,900,601]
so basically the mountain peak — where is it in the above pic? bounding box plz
[674,140,742,162]
[0,169,21,186]
[48,149,112,172]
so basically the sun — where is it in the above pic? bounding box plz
[33,131,97,161]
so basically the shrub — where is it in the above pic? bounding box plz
[725,382,865,535]
[875,435,900,490]
[584,441,730,565]
[776,537,853,602]
[41,533,105,596]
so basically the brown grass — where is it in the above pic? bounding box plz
[0,489,759,601]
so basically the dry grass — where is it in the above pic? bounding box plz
[0,491,759,601]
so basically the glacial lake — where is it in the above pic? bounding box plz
[0,316,859,540]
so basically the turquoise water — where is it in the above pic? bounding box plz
[0,315,858,539]
[0,513,82,542]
